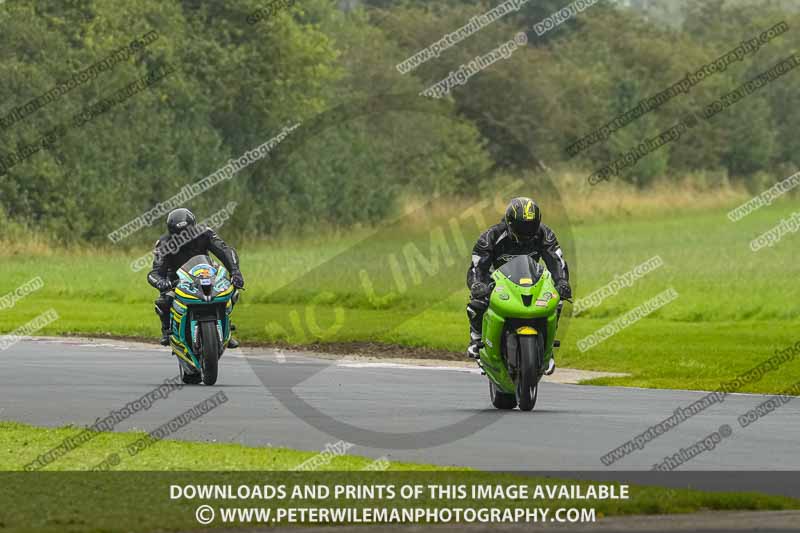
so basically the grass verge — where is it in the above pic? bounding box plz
[1,421,799,533]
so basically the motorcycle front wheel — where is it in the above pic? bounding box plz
[516,335,542,411]
[199,321,221,386]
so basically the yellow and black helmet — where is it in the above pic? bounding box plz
[504,197,541,242]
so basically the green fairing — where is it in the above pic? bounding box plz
[169,258,235,380]
[479,256,561,399]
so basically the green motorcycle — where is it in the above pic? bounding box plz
[477,255,563,411]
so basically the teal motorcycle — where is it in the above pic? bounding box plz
[169,255,238,385]
[477,255,564,411]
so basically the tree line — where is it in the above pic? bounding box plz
[0,0,797,243]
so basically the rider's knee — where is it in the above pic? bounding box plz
[467,296,489,313]
[466,298,488,325]
[154,292,172,315]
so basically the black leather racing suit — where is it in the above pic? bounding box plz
[466,221,569,341]
[147,228,240,333]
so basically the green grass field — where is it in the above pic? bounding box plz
[2,421,799,533]
[1,200,799,393]
[0,422,433,472]
[2,200,800,530]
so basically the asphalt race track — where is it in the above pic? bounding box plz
[4,338,799,491]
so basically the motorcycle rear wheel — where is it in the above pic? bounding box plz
[489,381,517,410]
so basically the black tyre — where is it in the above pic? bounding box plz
[180,363,202,385]
[489,381,517,410]
[199,321,221,386]
[516,335,542,411]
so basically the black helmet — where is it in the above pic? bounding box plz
[504,197,541,242]
[166,208,196,235]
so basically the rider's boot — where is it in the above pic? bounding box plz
[466,329,483,360]
[159,315,171,346]
[228,324,240,349]
[156,298,171,346]
[544,340,560,375]
[545,303,564,375]
[466,303,486,360]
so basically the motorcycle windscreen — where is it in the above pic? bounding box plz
[179,255,218,279]
[496,255,543,286]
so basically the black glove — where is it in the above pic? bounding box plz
[155,278,173,292]
[555,279,572,300]
[231,270,245,289]
[470,281,491,299]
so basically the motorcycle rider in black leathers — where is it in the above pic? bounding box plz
[466,197,571,375]
[147,208,245,347]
